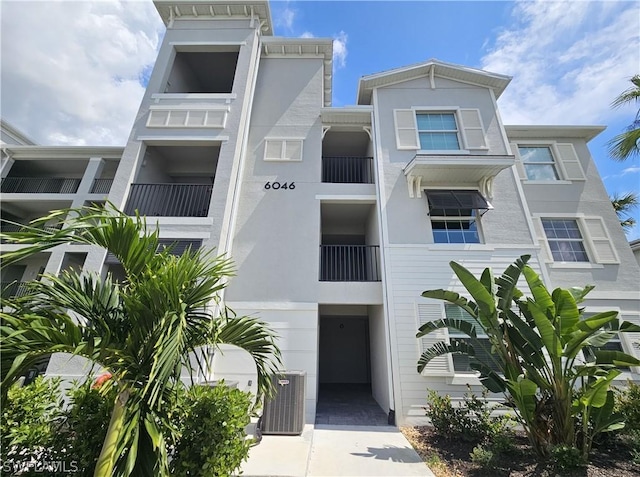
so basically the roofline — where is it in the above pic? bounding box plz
[630,238,640,250]
[356,59,512,105]
[153,1,273,35]
[0,119,36,145]
[1,146,124,159]
[504,125,606,142]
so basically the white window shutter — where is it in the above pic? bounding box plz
[284,139,303,161]
[531,217,552,262]
[460,109,487,149]
[582,217,619,264]
[555,143,586,181]
[511,143,527,179]
[416,303,454,376]
[394,109,419,150]
[264,139,284,161]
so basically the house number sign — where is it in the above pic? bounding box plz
[264,181,295,190]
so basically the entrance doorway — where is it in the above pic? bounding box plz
[316,315,388,426]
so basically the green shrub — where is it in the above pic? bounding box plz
[0,377,65,476]
[550,444,584,471]
[616,380,640,433]
[470,444,495,469]
[425,388,512,442]
[54,379,116,476]
[170,383,253,477]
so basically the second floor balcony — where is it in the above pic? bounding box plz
[322,157,374,184]
[124,183,212,217]
[320,245,381,282]
[1,177,81,194]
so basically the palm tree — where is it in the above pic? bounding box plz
[608,74,640,161]
[0,204,282,477]
[611,191,639,232]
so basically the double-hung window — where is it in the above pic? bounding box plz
[517,146,559,181]
[416,113,460,150]
[542,219,589,262]
[427,190,490,244]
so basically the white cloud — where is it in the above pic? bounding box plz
[481,0,640,125]
[276,7,295,30]
[332,31,348,69]
[300,31,315,39]
[623,166,640,176]
[0,0,164,146]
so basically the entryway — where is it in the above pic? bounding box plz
[316,311,389,426]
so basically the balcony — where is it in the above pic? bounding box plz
[1,281,29,299]
[1,177,81,194]
[322,157,374,184]
[320,245,381,282]
[90,178,114,194]
[124,183,212,217]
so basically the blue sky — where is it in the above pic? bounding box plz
[1,0,639,238]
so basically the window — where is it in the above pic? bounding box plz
[517,146,559,181]
[542,219,589,262]
[394,108,486,150]
[446,304,501,373]
[417,113,460,150]
[427,190,490,244]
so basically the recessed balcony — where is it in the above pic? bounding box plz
[320,245,381,282]
[322,157,374,184]
[1,177,81,194]
[124,183,212,217]
[90,178,114,194]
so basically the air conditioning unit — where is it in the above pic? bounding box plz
[261,371,306,435]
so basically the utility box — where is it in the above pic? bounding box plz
[261,371,306,435]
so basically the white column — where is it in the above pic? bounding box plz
[72,157,105,208]
[1,154,15,179]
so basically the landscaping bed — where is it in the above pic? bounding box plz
[401,426,640,477]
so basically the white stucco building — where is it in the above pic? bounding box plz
[1,0,639,426]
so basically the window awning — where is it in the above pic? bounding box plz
[427,190,492,214]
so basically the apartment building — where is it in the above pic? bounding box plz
[1,0,638,426]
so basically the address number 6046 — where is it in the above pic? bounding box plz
[265,181,295,190]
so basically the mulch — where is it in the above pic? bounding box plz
[401,426,640,477]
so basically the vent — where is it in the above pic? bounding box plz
[261,371,306,435]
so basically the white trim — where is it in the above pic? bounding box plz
[550,262,604,269]
[151,93,237,101]
[263,138,304,162]
[226,302,318,311]
[148,104,230,111]
[169,41,247,47]
[524,180,572,185]
[315,194,377,201]
[136,135,229,142]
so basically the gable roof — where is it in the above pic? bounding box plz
[356,59,511,105]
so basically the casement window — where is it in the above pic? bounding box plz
[264,138,303,162]
[394,109,487,151]
[512,142,586,182]
[532,216,619,265]
[446,304,501,373]
[427,190,490,244]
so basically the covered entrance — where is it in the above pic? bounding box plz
[316,306,390,426]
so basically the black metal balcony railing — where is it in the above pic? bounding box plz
[91,178,114,194]
[322,157,374,184]
[1,222,62,242]
[105,239,203,264]
[1,281,29,299]
[124,183,212,217]
[1,177,81,194]
[320,245,381,281]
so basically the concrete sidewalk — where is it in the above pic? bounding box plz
[240,425,435,477]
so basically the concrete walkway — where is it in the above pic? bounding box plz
[241,425,435,477]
